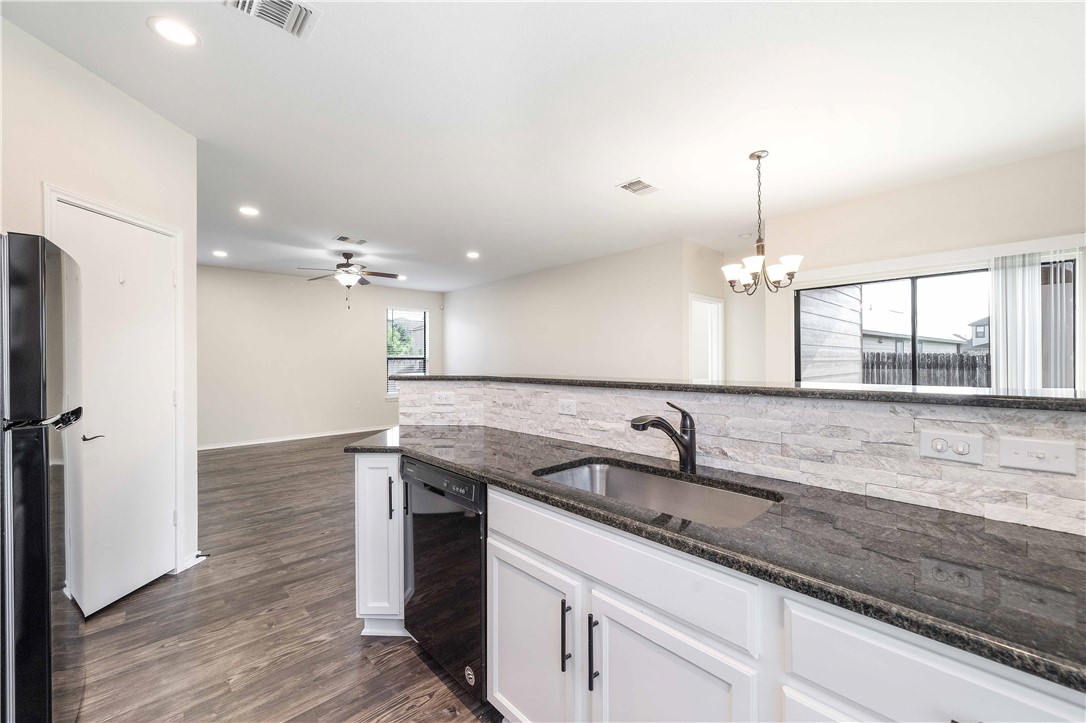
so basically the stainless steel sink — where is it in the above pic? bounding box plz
[537,464,775,529]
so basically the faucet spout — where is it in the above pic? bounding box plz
[630,403,697,473]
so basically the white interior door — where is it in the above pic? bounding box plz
[690,295,724,383]
[53,201,177,615]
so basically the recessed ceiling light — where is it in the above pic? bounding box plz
[147,17,201,47]
[212,250,228,258]
[397,275,407,281]
[238,206,260,216]
[466,251,480,259]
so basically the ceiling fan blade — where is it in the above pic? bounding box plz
[360,271,401,279]
[298,267,335,272]
[306,274,334,281]
[356,276,372,286]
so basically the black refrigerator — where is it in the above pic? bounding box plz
[0,232,85,723]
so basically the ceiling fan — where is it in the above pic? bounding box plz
[299,252,403,307]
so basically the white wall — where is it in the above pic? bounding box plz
[197,265,444,448]
[1,21,200,562]
[444,240,687,379]
[751,149,1086,382]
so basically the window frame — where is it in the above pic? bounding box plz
[793,267,989,386]
[386,307,429,398]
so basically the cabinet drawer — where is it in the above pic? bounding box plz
[489,489,760,657]
[785,600,1083,722]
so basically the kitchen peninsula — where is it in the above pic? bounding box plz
[347,375,1085,722]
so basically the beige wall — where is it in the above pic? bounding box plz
[755,149,1086,382]
[198,265,444,447]
[2,21,200,561]
[771,149,1085,271]
[444,240,688,379]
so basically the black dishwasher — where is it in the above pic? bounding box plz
[401,457,487,705]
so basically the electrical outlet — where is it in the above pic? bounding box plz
[918,557,985,601]
[998,436,1077,475]
[433,391,455,406]
[558,399,577,416]
[919,429,983,465]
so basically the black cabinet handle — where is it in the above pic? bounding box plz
[587,613,600,690]
[388,476,394,520]
[404,479,410,516]
[560,599,572,672]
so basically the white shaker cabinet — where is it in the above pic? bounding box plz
[487,538,584,723]
[354,453,409,636]
[587,588,756,723]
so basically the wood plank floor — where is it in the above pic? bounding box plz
[72,434,497,722]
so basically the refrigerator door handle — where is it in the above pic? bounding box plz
[2,406,82,432]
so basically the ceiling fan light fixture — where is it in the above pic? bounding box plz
[335,271,360,287]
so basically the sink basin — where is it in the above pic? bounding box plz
[537,463,775,529]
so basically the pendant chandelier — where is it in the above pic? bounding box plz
[722,150,802,294]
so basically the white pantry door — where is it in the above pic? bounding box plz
[53,201,177,615]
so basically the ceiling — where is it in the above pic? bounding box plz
[4,1,1083,291]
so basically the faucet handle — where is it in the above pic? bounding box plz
[666,401,694,430]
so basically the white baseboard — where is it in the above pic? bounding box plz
[197,426,388,452]
[359,616,412,638]
[171,553,207,575]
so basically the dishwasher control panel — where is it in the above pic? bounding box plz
[401,456,482,507]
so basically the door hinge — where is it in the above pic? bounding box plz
[172,390,178,407]
[171,269,178,287]
[173,510,179,527]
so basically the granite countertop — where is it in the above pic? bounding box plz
[389,374,1086,412]
[347,424,1086,692]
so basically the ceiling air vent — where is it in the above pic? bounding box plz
[334,235,367,245]
[225,0,321,41]
[618,178,657,196]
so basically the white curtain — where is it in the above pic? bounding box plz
[990,247,1081,392]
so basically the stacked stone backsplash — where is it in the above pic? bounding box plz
[398,380,1086,536]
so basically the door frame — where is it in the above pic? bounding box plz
[688,293,724,383]
[42,183,188,574]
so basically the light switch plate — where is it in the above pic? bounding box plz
[433,391,455,405]
[919,429,984,465]
[998,436,1077,475]
[558,399,577,416]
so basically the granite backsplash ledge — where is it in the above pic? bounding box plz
[396,379,1086,536]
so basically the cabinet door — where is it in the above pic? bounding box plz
[355,455,403,617]
[588,589,757,723]
[488,538,584,723]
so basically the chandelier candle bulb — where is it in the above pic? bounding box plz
[722,264,742,282]
[766,264,785,283]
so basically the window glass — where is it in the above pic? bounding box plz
[387,308,427,395]
[916,271,990,387]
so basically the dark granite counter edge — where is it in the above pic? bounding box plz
[389,374,1086,412]
[345,438,1086,693]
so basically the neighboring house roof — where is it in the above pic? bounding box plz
[968,316,990,327]
[862,330,965,345]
